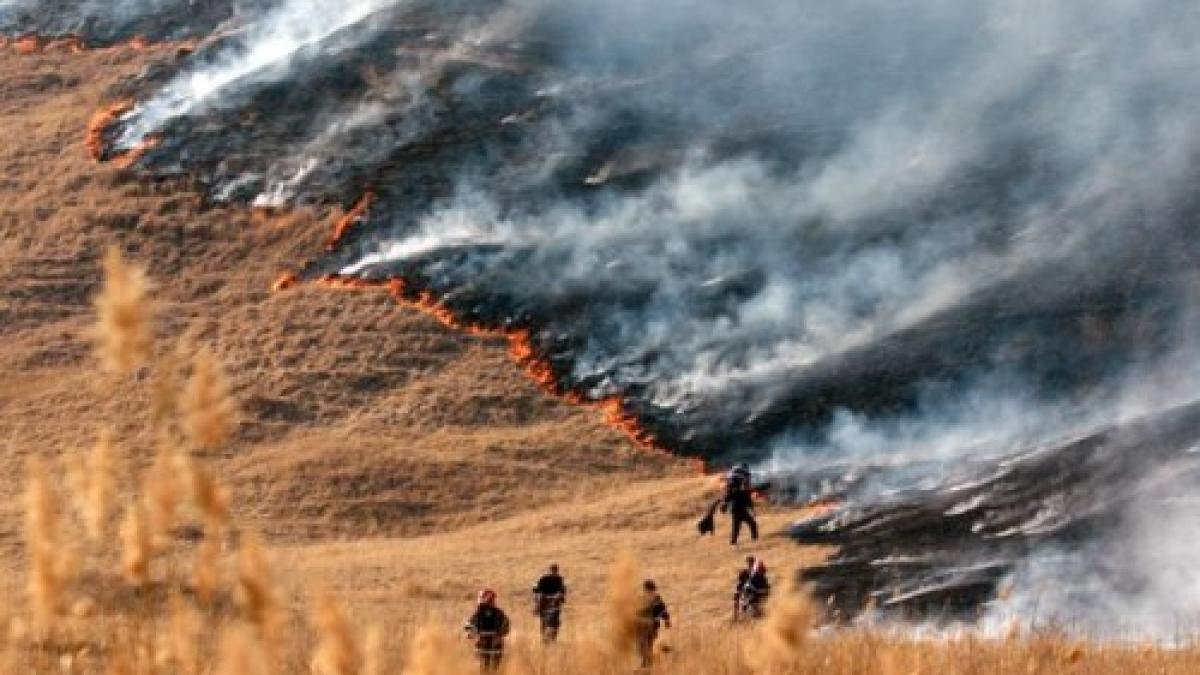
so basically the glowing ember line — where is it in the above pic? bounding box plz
[84,100,163,167]
[276,272,700,469]
[3,33,163,55]
[326,192,376,251]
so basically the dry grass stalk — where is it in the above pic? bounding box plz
[363,625,383,675]
[605,550,642,657]
[145,432,184,550]
[188,457,231,527]
[215,625,270,675]
[193,528,222,607]
[745,577,817,674]
[402,625,472,675]
[84,428,117,544]
[93,246,153,377]
[25,457,76,635]
[311,593,363,675]
[168,593,202,675]
[119,492,152,586]
[237,531,283,663]
[180,347,237,450]
[188,457,230,606]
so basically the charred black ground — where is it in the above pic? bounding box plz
[11,0,1200,628]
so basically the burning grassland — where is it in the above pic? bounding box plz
[0,0,236,49]
[13,0,1200,632]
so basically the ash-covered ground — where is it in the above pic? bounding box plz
[12,0,1200,631]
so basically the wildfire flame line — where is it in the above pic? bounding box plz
[276,271,705,472]
[77,76,705,472]
[85,100,163,168]
[1,33,159,55]
[325,192,376,251]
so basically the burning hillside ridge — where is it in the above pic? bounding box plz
[26,0,1200,629]
[0,0,238,48]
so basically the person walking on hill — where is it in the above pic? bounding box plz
[464,589,511,671]
[532,563,567,642]
[636,579,672,669]
[738,560,770,620]
[699,463,759,539]
[724,464,758,545]
[732,556,756,621]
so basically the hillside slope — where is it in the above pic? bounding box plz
[0,45,818,634]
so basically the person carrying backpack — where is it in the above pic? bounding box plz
[635,579,672,669]
[532,563,567,642]
[464,589,511,671]
[738,560,770,620]
[732,556,756,621]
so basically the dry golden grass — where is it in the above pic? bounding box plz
[2,44,1200,675]
[93,246,152,377]
[180,346,237,451]
[1,179,1193,675]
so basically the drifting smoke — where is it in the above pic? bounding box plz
[16,0,1200,632]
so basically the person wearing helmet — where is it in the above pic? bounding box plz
[723,463,758,545]
[732,556,756,621]
[532,563,567,643]
[739,560,770,620]
[727,463,751,493]
[464,588,511,671]
[635,579,672,669]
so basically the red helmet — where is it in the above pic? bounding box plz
[478,588,497,605]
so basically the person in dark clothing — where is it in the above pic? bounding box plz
[464,589,511,671]
[532,564,567,642]
[700,463,759,539]
[726,480,758,545]
[636,579,671,669]
[732,556,756,621]
[738,560,770,620]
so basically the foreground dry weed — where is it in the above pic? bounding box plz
[180,347,237,451]
[24,457,74,636]
[310,594,362,675]
[605,551,642,658]
[744,577,816,674]
[93,246,153,377]
[119,491,151,586]
[401,626,473,675]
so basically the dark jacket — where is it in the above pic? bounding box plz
[735,569,752,597]
[744,572,770,599]
[466,606,511,637]
[534,573,566,597]
[726,487,754,512]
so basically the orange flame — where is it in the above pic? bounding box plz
[326,192,376,251]
[84,99,162,168]
[85,100,132,160]
[279,271,699,468]
[7,34,84,54]
[5,33,166,55]
[272,273,300,292]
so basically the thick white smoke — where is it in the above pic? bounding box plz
[336,0,1200,451]
[115,0,403,149]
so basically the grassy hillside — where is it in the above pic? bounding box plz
[2,44,1199,675]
